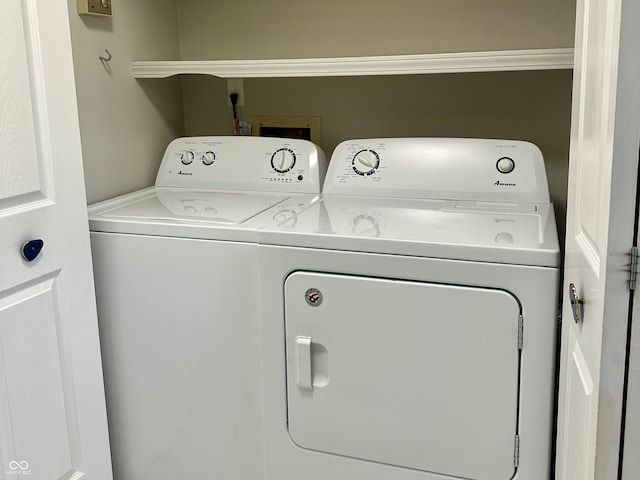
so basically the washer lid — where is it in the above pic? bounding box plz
[95,188,287,225]
[88,187,321,242]
[258,194,560,267]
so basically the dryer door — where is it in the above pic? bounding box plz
[284,271,521,480]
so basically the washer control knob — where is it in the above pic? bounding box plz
[271,148,296,173]
[496,157,515,174]
[352,149,380,176]
[202,151,216,165]
[181,150,195,165]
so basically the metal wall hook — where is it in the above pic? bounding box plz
[99,49,112,62]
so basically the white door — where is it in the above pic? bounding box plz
[0,0,112,479]
[556,0,640,478]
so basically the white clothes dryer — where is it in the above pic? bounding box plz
[88,136,326,480]
[257,138,560,480]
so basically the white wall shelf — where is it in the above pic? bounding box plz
[131,48,574,79]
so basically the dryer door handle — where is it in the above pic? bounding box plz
[295,336,313,391]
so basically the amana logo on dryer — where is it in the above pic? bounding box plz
[494,180,517,187]
[178,171,193,176]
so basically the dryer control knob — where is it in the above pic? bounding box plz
[181,150,195,165]
[496,157,515,174]
[271,148,297,173]
[352,149,380,176]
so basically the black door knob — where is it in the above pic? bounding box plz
[22,239,44,262]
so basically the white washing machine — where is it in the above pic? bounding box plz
[257,138,560,480]
[88,136,326,480]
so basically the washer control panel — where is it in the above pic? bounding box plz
[324,138,550,204]
[156,136,327,194]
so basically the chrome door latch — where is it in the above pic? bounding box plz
[569,283,583,324]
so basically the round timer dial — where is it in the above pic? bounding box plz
[352,149,380,176]
[271,148,296,173]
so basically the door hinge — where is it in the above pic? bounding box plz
[517,315,524,350]
[514,434,520,468]
[631,246,638,290]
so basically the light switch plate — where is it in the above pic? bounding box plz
[78,0,112,17]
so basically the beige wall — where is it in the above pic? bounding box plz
[67,0,184,204]
[182,71,572,240]
[177,0,576,60]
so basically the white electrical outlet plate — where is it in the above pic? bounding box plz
[78,0,112,16]
[227,78,245,107]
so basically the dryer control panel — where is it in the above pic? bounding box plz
[324,138,550,204]
[156,136,327,194]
